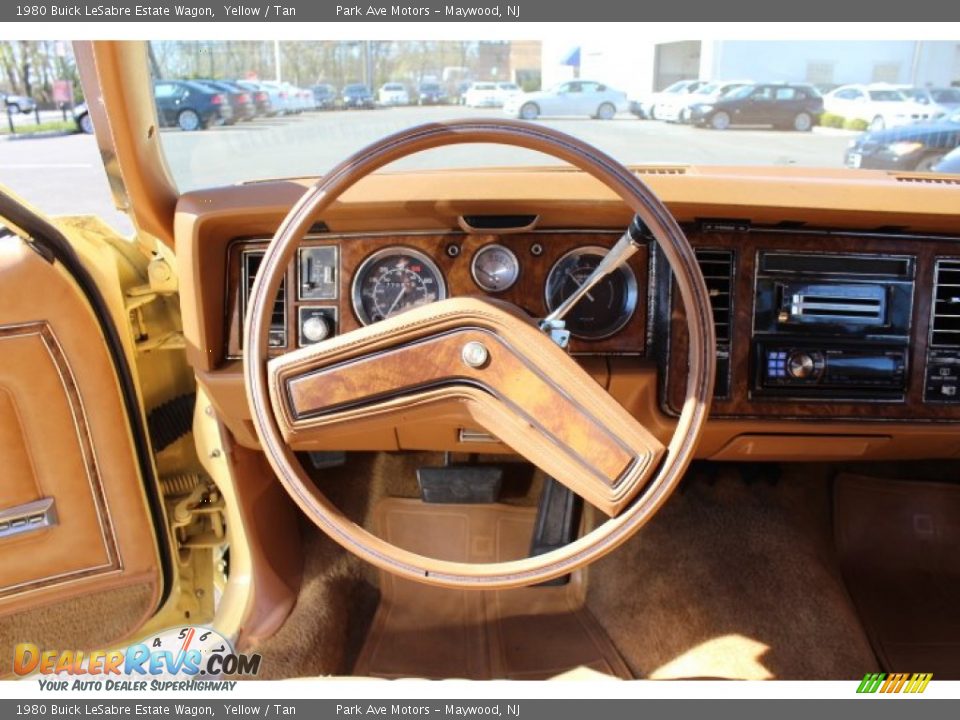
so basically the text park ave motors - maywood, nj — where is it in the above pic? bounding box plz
[336,5,521,17]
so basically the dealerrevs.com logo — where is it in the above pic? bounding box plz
[14,626,261,691]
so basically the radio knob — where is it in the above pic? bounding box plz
[787,351,817,379]
[302,315,331,343]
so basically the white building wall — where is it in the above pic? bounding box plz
[541,38,656,97]
[703,41,960,86]
[541,40,960,98]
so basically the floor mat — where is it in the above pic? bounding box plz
[835,473,960,678]
[585,466,878,679]
[353,499,631,680]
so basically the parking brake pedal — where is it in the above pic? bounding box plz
[529,477,582,586]
[416,463,504,504]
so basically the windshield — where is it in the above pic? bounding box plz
[662,81,690,94]
[724,85,756,100]
[145,39,960,191]
[932,88,960,103]
[868,90,907,102]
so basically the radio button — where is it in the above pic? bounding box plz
[787,351,818,379]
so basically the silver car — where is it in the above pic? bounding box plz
[1,91,36,114]
[504,80,628,120]
[897,86,960,120]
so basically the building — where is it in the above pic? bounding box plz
[543,40,960,98]
[509,40,542,90]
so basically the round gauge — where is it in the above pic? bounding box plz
[471,244,520,293]
[352,247,447,325]
[544,246,638,340]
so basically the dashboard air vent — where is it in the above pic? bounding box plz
[696,249,734,397]
[931,259,960,347]
[634,166,687,176]
[241,249,287,348]
[697,249,734,343]
[894,174,960,186]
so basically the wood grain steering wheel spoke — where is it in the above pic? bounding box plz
[268,297,665,516]
[244,119,715,588]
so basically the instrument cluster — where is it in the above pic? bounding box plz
[227,232,650,360]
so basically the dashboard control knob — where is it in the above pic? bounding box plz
[302,315,331,343]
[787,351,817,379]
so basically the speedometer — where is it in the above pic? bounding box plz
[351,247,447,325]
[544,246,638,340]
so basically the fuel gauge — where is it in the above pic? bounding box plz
[471,244,520,293]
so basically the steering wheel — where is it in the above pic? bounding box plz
[244,119,715,588]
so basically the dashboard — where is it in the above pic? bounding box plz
[224,230,648,359]
[175,170,960,463]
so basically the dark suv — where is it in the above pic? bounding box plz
[154,80,232,131]
[689,83,823,131]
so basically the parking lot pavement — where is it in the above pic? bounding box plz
[0,132,133,234]
[1,105,854,236]
[161,105,854,190]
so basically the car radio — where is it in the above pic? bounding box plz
[752,251,915,401]
[757,344,907,398]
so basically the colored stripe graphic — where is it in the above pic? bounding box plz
[857,672,932,694]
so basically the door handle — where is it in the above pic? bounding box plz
[0,498,57,539]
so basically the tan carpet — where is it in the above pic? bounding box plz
[835,473,960,678]
[353,499,630,680]
[248,455,888,680]
[585,464,879,679]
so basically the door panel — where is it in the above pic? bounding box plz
[0,232,162,675]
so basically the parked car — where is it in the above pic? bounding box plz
[287,83,315,111]
[0,91,35,114]
[257,81,299,114]
[504,80,628,120]
[464,81,502,108]
[844,110,960,171]
[0,92,37,115]
[416,81,447,105]
[933,145,960,173]
[311,84,338,110]
[378,82,410,106]
[630,79,707,119]
[73,102,94,134]
[495,82,523,106]
[656,80,751,123]
[689,82,823,131]
[823,84,936,131]
[194,80,256,122]
[895,86,960,119]
[453,80,472,105]
[342,83,375,109]
[153,79,232,130]
[235,80,281,116]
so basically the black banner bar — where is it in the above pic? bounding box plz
[0,699,959,719]
[3,0,960,22]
